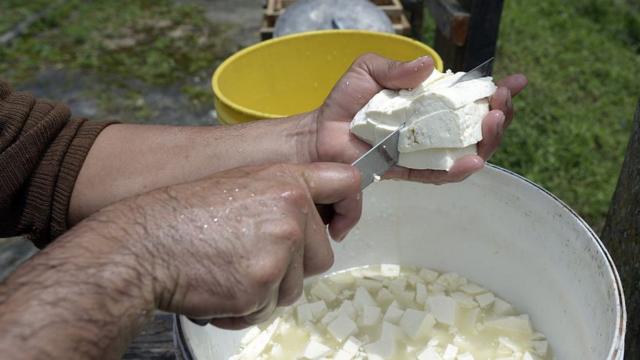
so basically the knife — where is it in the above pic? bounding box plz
[449,57,494,86]
[351,125,403,191]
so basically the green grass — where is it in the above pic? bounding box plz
[426,0,640,230]
[0,0,228,86]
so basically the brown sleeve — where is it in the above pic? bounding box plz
[0,81,116,248]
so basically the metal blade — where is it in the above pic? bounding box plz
[450,57,495,86]
[351,126,402,191]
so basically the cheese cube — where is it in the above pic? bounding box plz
[307,301,328,319]
[443,344,458,359]
[475,292,496,308]
[436,273,467,290]
[376,288,395,307]
[303,339,332,359]
[498,337,521,352]
[241,318,281,357]
[457,352,475,360]
[417,347,443,360]
[484,316,533,335]
[334,350,356,360]
[240,326,261,346]
[387,277,408,295]
[364,322,399,359]
[381,264,401,277]
[451,292,478,309]
[320,310,338,326]
[419,268,440,283]
[353,287,376,310]
[416,283,428,305]
[343,337,362,355]
[270,343,284,358]
[361,305,381,326]
[337,300,357,320]
[456,307,480,333]
[327,314,358,342]
[310,282,337,303]
[296,303,314,324]
[532,340,548,356]
[492,298,515,316]
[383,301,405,324]
[355,278,383,291]
[427,295,458,326]
[523,352,539,360]
[399,308,436,340]
[460,283,487,295]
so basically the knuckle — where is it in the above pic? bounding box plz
[280,186,308,208]
[353,52,377,68]
[272,218,305,244]
[253,257,287,285]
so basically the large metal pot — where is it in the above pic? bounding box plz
[176,165,626,359]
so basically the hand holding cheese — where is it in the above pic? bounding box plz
[315,53,527,184]
[350,69,497,170]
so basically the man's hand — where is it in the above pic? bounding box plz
[0,163,360,358]
[313,53,529,184]
[91,163,360,327]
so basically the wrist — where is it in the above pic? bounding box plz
[286,110,320,163]
[60,206,157,312]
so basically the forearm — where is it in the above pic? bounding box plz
[69,112,318,224]
[0,218,154,359]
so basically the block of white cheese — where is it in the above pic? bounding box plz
[350,69,497,170]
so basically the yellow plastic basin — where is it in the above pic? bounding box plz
[212,30,443,124]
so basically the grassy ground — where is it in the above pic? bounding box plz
[426,0,640,230]
[0,0,231,108]
[1,0,639,230]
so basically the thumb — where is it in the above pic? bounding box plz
[298,163,361,204]
[298,163,362,241]
[353,53,435,91]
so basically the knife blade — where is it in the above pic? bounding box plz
[352,125,403,191]
[449,57,495,86]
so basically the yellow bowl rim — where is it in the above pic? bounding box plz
[211,29,444,120]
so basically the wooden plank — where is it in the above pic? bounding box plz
[425,0,469,46]
[601,101,640,357]
[459,0,503,72]
[428,0,502,72]
[401,0,425,41]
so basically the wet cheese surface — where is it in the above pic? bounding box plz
[232,265,551,360]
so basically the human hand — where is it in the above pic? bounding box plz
[313,53,528,184]
[85,163,360,329]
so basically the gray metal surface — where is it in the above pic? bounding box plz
[351,126,402,190]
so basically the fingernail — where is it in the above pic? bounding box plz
[409,56,432,70]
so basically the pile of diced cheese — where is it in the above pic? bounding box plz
[232,265,550,360]
[350,69,497,171]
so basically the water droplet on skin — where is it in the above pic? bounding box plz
[345,80,350,87]
[223,189,228,194]
[203,224,208,229]
[234,188,239,192]
[228,196,233,201]
[213,218,218,223]
[250,193,256,197]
